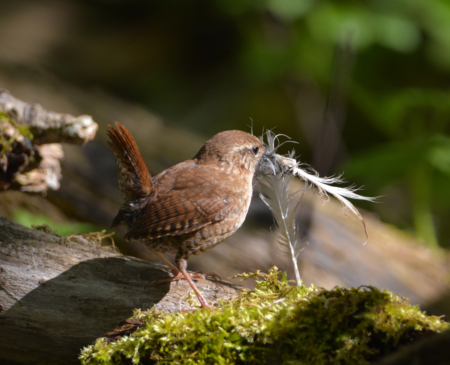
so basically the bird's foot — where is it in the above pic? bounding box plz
[145,267,216,311]
[192,271,222,281]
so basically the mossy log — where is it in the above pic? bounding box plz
[0,218,240,365]
[1,217,448,365]
[372,330,450,365]
[80,268,449,365]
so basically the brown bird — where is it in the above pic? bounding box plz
[107,122,265,310]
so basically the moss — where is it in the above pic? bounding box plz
[0,111,34,164]
[79,268,449,365]
[0,135,13,156]
[0,112,14,159]
[15,124,34,140]
[0,110,34,140]
[0,110,14,124]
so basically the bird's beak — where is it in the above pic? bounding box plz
[257,149,282,176]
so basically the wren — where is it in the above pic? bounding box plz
[107,122,265,310]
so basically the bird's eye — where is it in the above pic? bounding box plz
[252,146,259,155]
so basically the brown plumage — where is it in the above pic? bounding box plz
[107,122,265,310]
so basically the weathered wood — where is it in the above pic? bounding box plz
[0,88,99,192]
[0,218,240,365]
[0,89,97,145]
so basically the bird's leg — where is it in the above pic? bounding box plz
[176,258,215,311]
[145,252,207,287]
[152,251,180,276]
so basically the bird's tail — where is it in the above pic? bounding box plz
[107,122,153,202]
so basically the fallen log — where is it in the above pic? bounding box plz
[0,217,240,365]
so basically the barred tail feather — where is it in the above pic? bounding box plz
[107,122,152,201]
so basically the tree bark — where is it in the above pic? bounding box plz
[0,217,240,365]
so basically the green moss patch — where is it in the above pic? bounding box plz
[0,112,14,158]
[0,110,33,140]
[79,268,448,365]
[0,110,34,166]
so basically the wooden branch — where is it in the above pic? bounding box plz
[0,89,97,145]
[13,143,63,192]
[0,218,240,365]
[0,89,98,192]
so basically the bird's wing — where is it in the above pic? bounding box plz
[125,166,237,241]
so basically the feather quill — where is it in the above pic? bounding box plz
[257,173,305,285]
[256,130,377,284]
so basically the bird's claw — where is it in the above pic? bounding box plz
[192,271,222,281]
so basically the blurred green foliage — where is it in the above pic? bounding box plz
[12,208,101,236]
[212,0,450,247]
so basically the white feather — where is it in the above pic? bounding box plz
[274,154,377,241]
[257,173,305,284]
[256,130,377,285]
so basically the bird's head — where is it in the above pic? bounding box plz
[195,130,265,174]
